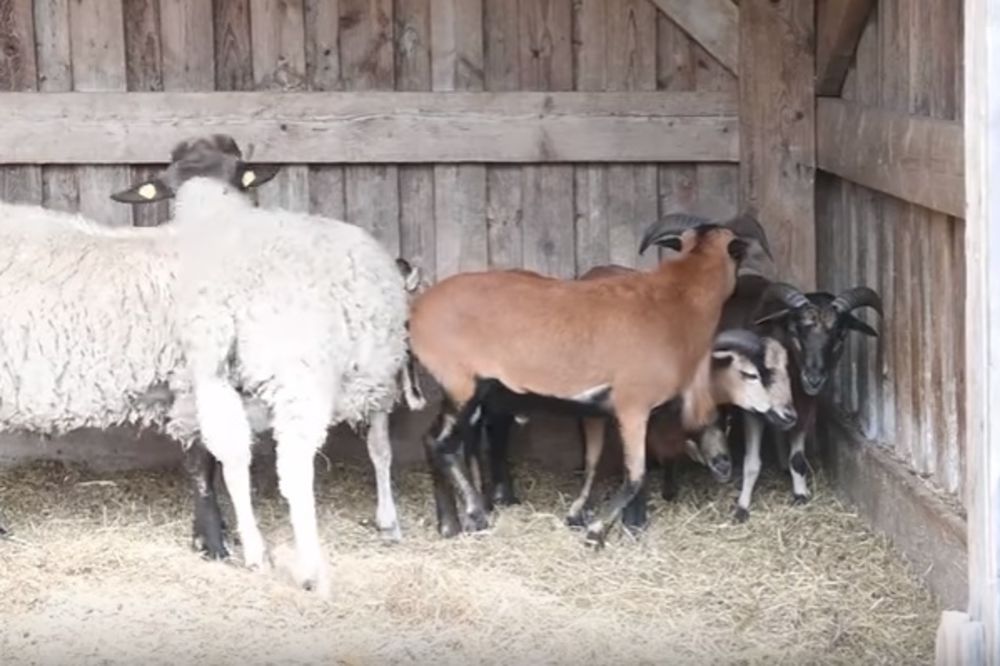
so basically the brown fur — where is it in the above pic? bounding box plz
[409,228,737,425]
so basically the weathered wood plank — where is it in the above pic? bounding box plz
[124,0,166,226]
[160,0,215,90]
[739,0,816,288]
[648,0,738,75]
[0,90,739,164]
[815,0,876,96]
[250,0,308,211]
[572,0,608,275]
[70,0,130,226]
[693,39,738,221]
[34,0,76,212]
[656,12,697,233]
[0,0,41,206]
[484,0,522,271]
[432,0,485,277]
[341,0,399,254]
[817,99,964,220]
[520,0,573,278]
[607,0,657,271]
[214,0,253,91]
[942,0,1000,658]
[396,0,434,278]
[305,0,340,90]
[304,0,344,219]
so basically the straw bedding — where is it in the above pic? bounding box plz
[0,455,939,665]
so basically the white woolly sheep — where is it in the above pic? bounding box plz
[110,134,411,595]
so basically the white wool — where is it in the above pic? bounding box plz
[170,178,409,429]
[0,201,191,439]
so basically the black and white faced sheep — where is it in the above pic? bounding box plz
[108,134,413,595]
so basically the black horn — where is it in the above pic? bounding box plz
[762,282,810,310]
[831,286,883,316]
[638,213,712,255]
[713,329,765,358]
[723,210,773,261]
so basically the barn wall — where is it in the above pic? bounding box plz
[816,0,966,507]
[0,0,738,470]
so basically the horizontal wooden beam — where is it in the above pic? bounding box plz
[817,98,964,217]
[649,0,739,75]
[815,0,876,96]
[0,91,739,165]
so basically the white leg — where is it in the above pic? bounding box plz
[365,412,401,540]
[735,411,764,523]
[788,429,811,503]
[273,399,330,595]
[194,377,266,570]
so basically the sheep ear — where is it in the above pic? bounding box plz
[234,163,280,190]
[844,313,878,337]
[109,178,174,204]
[711,350,736,368]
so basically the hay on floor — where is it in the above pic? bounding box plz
[0,457,939,665]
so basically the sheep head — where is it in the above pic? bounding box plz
[711,329,797,430]
[754,283,883,396]
[109,134,280,204]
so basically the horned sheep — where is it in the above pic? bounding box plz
[408,212,764,546]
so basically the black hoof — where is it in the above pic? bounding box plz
[584,529,606,550]
[733,506,750,523]
[622,518,648,535]
[192,525,229,560]
[438,516,462,539]
[791,493,810,506]
[565,507,593,528]
[661,486,678,502]
[491,486,521,507]
[461,508,489,533]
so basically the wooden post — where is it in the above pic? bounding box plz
[936,0,1000,662]
[738,0,816,288]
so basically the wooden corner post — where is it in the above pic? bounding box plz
[738,0,816,289]
[937,0,1000,663]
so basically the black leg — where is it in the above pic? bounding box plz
[182,439,228,560]
[426,407,489,535]
[621,477,649,532]
[660,460,679,502]
[424,415,462,538]
[485,411,519,506]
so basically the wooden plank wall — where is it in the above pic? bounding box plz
[816,0,965,503]
[0,0,738,282]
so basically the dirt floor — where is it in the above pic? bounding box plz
[0,457,939,665]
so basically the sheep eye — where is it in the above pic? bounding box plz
[740,371,759,381]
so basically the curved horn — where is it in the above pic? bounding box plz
[638,213,711,255]
[723,210,773,261]
[831,286,883,316]
[761,282,810,310]
[713,328,765,358]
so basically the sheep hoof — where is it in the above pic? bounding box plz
[565,509,591,528]
[379,522,403,542]
[461,508,489,533]
[732,506,750,523]
[193,535,230,561]
[438,516,462,539]
[583,521,604,551]
[791,493,810,506]
[491,485,520,507]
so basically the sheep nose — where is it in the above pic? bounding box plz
[709,455,732,483]
[768,406,798,431]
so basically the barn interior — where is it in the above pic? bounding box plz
[0,0,990,663]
